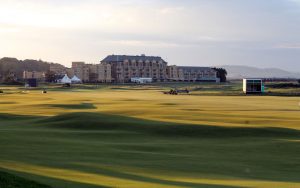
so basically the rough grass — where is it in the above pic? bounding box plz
[0,83,300,188]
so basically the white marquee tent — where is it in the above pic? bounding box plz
[71,75,82,83]
[59,74,72,84]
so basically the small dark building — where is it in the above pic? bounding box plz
[27,78,38,87]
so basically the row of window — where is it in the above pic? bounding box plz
[117,69,166,72]
[119,62,166,67]
[184,73,216,76]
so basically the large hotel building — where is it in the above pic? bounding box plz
[45,54,219,83]
[101,55,168,83]
[101,55,219,83]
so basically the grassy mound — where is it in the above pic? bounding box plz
[38,112,300,138]
[0,171,51,188]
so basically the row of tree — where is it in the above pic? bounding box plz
[0,57,65,83]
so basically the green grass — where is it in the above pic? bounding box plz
[0,83,300,188]
[0,171,51,188]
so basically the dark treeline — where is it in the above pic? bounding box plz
[0,57,62,81]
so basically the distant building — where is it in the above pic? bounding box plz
[72,62,89,82]
[71,62,111,83]
[178,66,219,82]
[97,63,112,83]
[166,65,184,81]
[100,55,220,83]
[101,55,168,83]
[47,55,220,84]
[243,79,264,94]
[27,78,38,87]
[23,71,45,81]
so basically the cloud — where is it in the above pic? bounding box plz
[107,40,180,48]
[0,24,20,33]
[0,0,300,71]
[274,43,300,49]
[159,6,185,14]
[288,0,300,4]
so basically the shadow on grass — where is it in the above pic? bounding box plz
[0,171,52,188]
[47,103,97,110]
[0,169,110,188]
[35,112,300,138]
[0,102,17,104]
[1,112,300,187]
[1,112,299,138]
[159,103,178,106]
[71,163,243,188]
[0,113,38,121]
[1,164,241,188]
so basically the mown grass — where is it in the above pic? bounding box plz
[0,83,300,188]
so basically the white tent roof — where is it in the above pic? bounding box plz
[71,75,81,82]
[60,74,72,84]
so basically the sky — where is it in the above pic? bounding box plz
[0,0,299,71]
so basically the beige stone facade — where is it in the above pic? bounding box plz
[101,55,168,83]
[166,65,184,81]
[72,62,86,81]
[97,63,112,83]
[23,71,45,80]
[178,66,218,82]
[101,55,218,83]
[71,62,111,83]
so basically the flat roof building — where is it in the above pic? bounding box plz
[178,66,219,82]
[243,79,264,94]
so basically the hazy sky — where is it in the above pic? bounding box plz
[0,0,299,71]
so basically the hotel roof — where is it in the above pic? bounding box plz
[178,66,215,71]
[101,55,167,63]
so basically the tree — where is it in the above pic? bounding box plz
[213,68,227,82]
[45,71,56,83]
[3,70,15,82]
[298,79,300,84]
